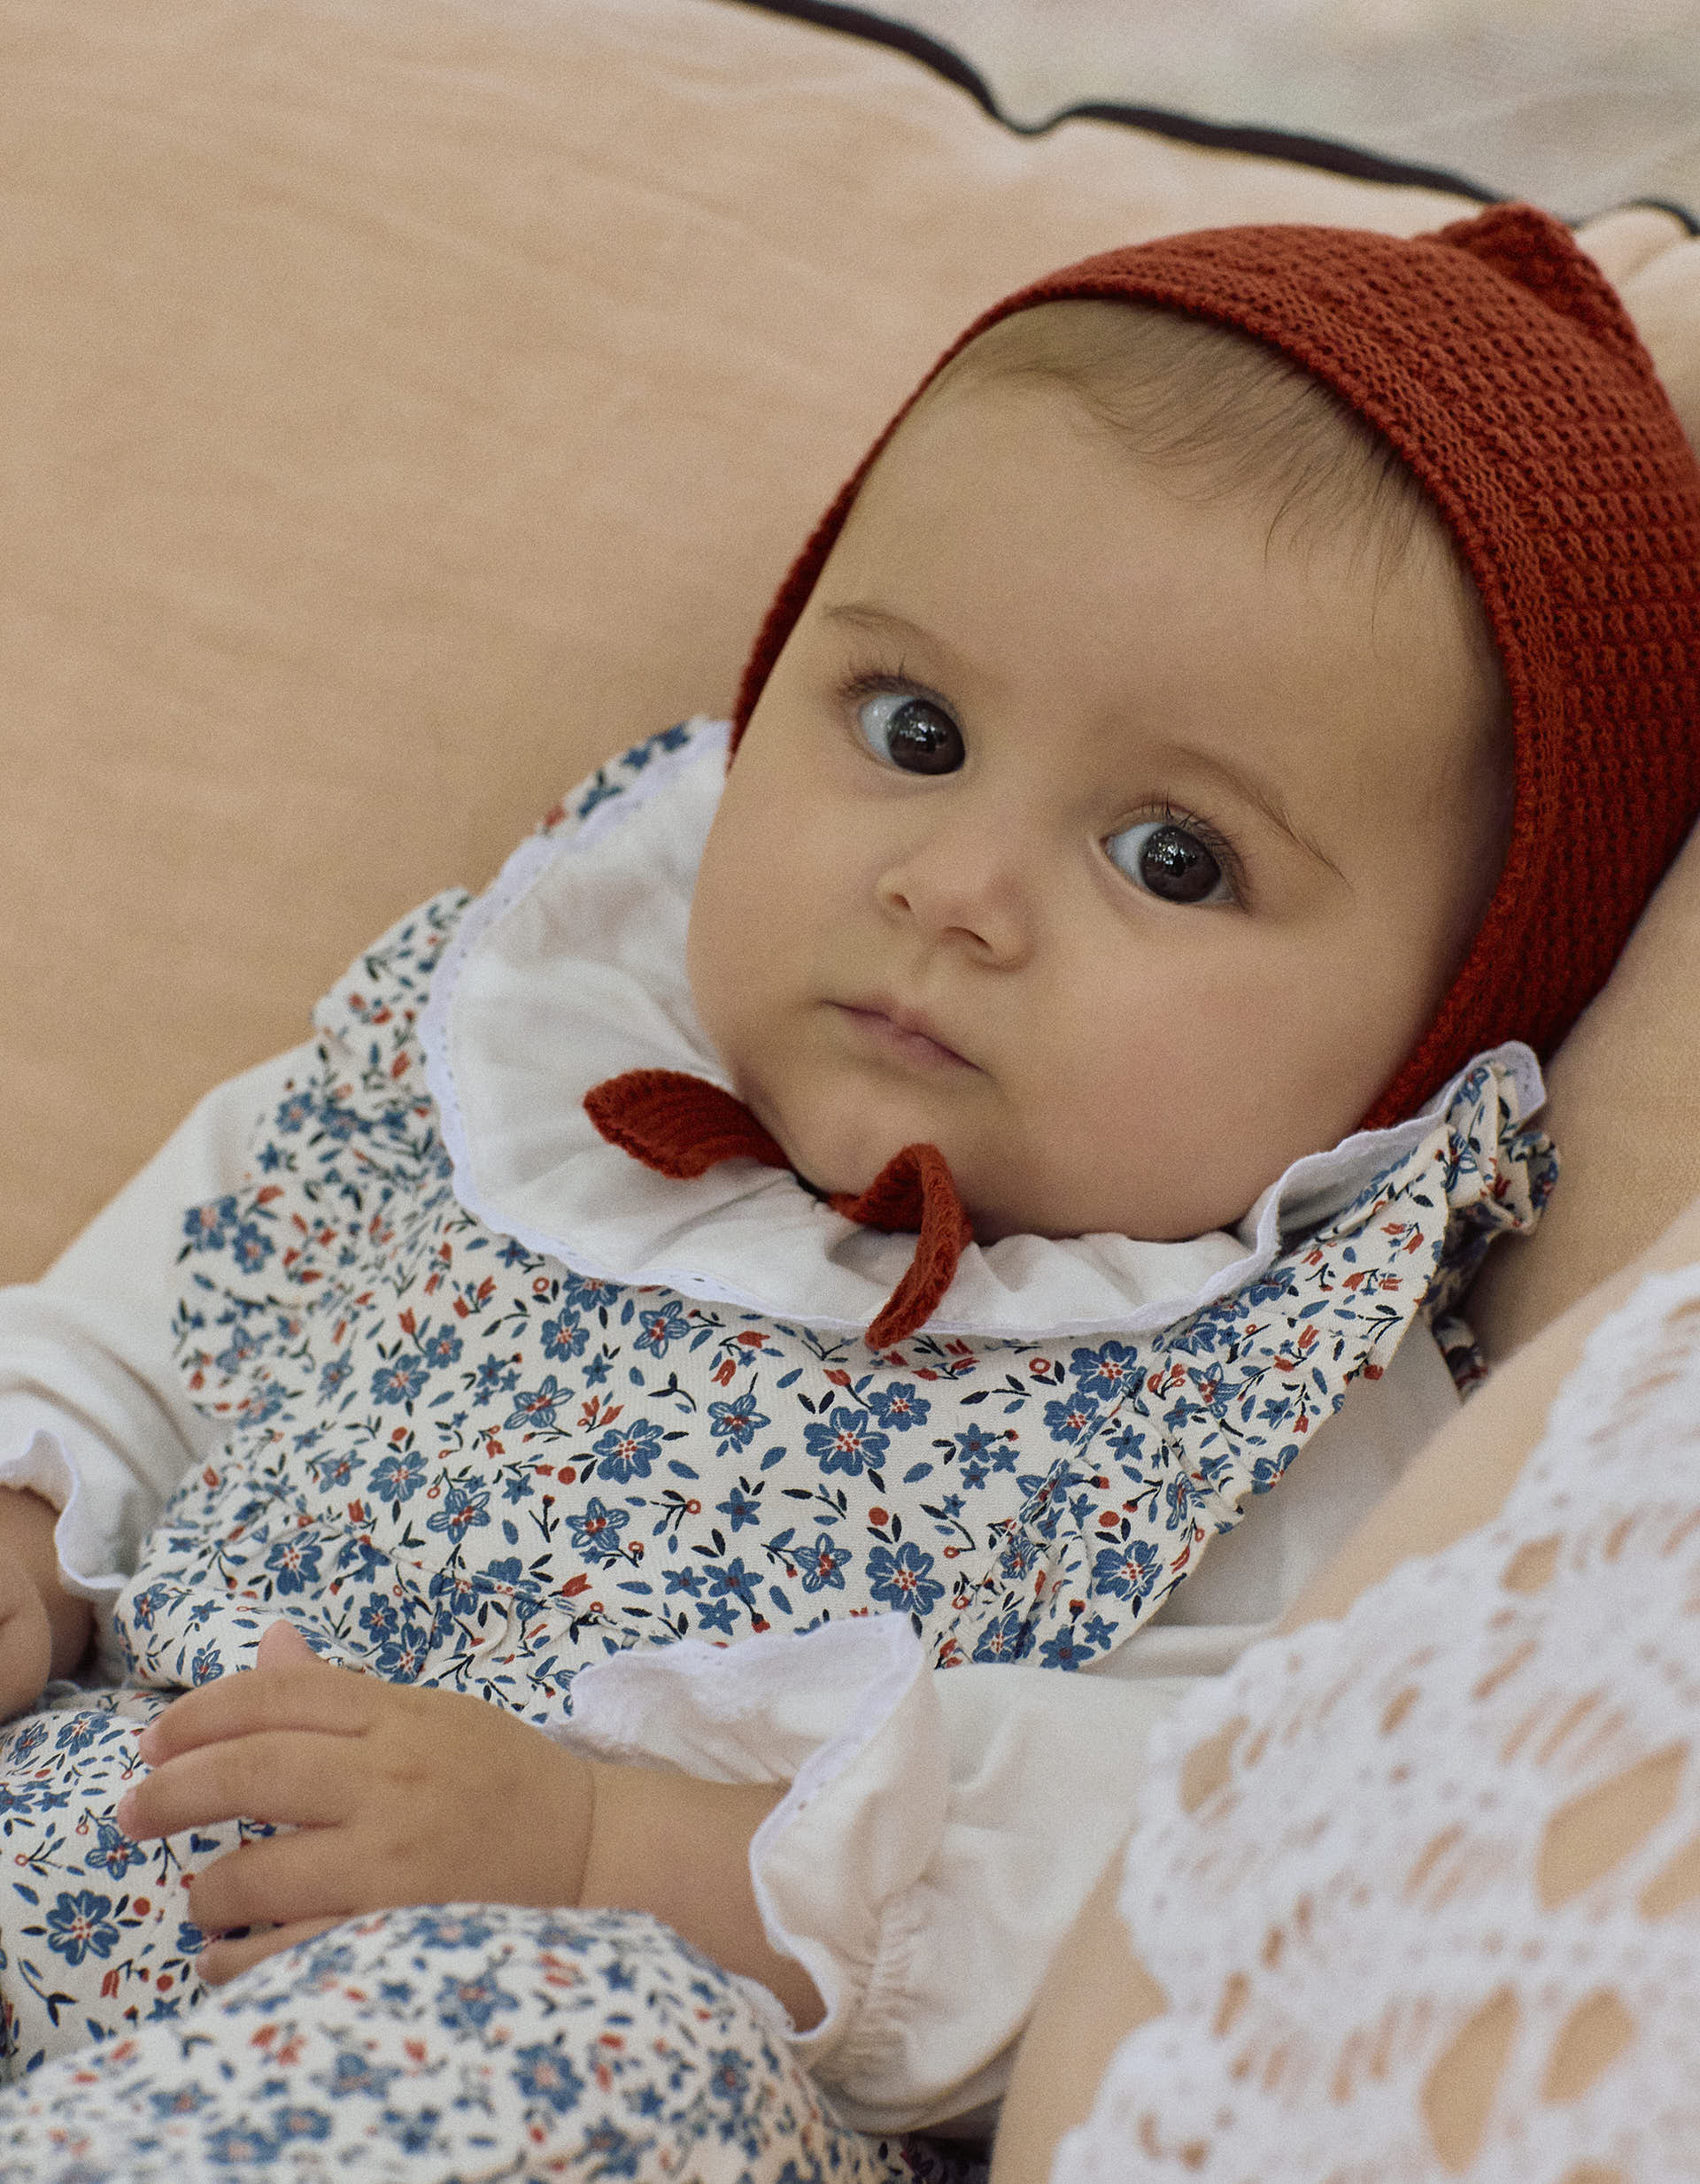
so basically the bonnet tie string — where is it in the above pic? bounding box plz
[583,1069,972,1348]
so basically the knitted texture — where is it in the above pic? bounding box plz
[730,205,1700,1126]
[584,1069,972,1347]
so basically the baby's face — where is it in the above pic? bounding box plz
[688,374,1505,1244]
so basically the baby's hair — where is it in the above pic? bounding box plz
[924,298,1448,587]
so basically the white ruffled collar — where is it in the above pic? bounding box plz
[420,719,1543,1342]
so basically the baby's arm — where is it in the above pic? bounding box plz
[117,1620,821,2027]
[0,1043,320,1705]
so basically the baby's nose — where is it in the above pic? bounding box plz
[874,823,1033,963]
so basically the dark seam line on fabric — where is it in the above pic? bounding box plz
[724,0,1496,200]
[725,0,1699,229]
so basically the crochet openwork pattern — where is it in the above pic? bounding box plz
[1060,1263,1700,2181]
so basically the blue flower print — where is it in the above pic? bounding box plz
[371,1448,426,1505]
[42,1887,120,1965]
[541,1312,590,1362]
[716,1484,761,1532]
[867,1541,944,1618]
[238,1381,287,1427]
[696,1596,737,1635]
[274,1090,313,1134]
[999,1535,1038,1583]
[266,1533,324,1594]
[1039,1627,1089,1669]
[867,1382,931,1432]
[1100,1416,1149,1468]
[427,1483,491,1542]
[360,1597,401,1645]
[706,2048,752,2103]
[513,2042,585,2112]
[318,1349,355,1401]
[472,1355,520,1401]
[972,1610,1032,1663]
[1081,1612,1118,1652]
[313,1099,360,1145]
[1163,1472,1196,1532]
[562,1272,623,1316]
[86,1818,147,1879]
[567,1497,628,1555]
[370,1357,429,1408]
[149,2084,212,2118]
[191,1642,224,1684]
[591,1417,664,1485]
[793,1536,850,1593]
[268,2109,332,2149]
[420,1321,463,1368]
[804,1407,889,1477]
[1070,1340,1141,1401]
[633,1300,692,1357]
[182,1195,239,1252]
[707,1393,770,1452]
[707,1559,758,1607]
[206,2123,281,2165]
[372,1621,433,1679]
[323,2050,403,2102]
[664,1565,702,1598]
[954,1421,1017,1471]
[214,1326,258,1375]
[229,1220,274,1273]
[53,1713,103,1755]
[506,1376,568,1432]
[1043,1395,1101,1446]
[1092,1537,1162,1601]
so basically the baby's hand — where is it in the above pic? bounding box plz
[0,1486,91,1723]
[117,1621,598,1985]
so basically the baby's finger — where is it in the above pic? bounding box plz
[187,1826,359,1939]
[136,1653,378,1763]
[118,1728,354,1840]
[197,1915,346,1987]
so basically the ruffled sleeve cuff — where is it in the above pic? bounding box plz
[560,1615,1188,2134]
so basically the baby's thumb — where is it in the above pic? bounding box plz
[257,1619,319,1671]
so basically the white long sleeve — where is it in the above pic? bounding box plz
[559,1329,1461,2135]
[0,1046,318,1667]
[560,1613,1181,2134]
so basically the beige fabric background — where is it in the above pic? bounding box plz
[1,0,1695,1349]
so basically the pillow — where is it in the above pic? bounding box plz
[4,0,1695,1336]
[0,0,1481,1284]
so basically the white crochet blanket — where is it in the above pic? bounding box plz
[1059,1259,1700,2182]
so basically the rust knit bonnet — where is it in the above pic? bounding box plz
[730,204,1700,1130]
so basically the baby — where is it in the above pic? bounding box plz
[0,205,1696,2173]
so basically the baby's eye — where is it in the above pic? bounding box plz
[1104,818,1232,906]
[855,691,964,776]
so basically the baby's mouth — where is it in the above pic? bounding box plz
[831,1001,977,1072]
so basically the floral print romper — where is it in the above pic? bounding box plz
[0,726,1552,2180]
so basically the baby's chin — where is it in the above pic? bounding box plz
[758,1094,1268,1246]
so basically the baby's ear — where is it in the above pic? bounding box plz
[1434,203,1647,365]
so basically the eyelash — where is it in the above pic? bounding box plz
[834,660,1246,905]
[1112,801,1246,908]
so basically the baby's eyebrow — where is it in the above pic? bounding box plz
[820,600,943,656]
[1179,747,1345,883]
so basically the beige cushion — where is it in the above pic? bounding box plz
[0,0,1691,1327]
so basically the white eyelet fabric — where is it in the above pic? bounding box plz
[1058,1261,1700,2182]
